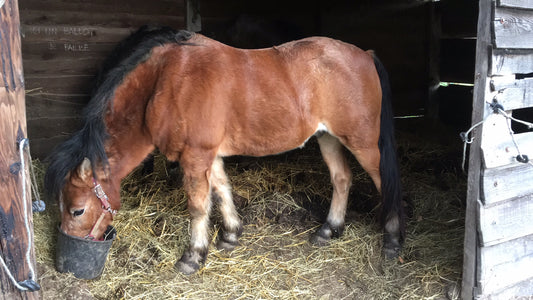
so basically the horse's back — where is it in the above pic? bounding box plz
[149,34,382,158]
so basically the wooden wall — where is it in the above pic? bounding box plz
[19,0,185,159]
[464,0,533,298]
[19,0,477,159]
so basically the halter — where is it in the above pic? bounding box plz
[85,178,118,240]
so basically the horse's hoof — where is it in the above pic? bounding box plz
[216,238,239,251]
[310,222,343,246]
[176,259,200,275]
[175,249,206,275]
[309,232,330,246]
[382,242,401,259]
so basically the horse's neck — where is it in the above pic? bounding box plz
[104,61,159,181]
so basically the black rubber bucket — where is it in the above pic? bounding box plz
[56,225,116,279]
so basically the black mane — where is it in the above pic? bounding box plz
[44,26,193,199]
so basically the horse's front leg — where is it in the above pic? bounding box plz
[210,157,242,251]
[175,154,214,275]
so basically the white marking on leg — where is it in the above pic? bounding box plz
[211,157,241,232]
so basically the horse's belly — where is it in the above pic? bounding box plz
[218,122,327,157]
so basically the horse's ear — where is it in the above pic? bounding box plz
[77,157,93,185]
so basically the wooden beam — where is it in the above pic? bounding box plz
[462,0,491,298]
[0,0,40,298]
[185,0,201,32]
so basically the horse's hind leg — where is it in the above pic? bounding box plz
[311,133,352,245]
[175,150,215,275]
[210,157,243,251]
[349,143,403,258]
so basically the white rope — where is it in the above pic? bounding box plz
[0,139,38,291]
[0,0,5,9]
[461,98,533,171]
[461,118,486,172]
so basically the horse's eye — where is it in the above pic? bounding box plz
[72,209,85,217]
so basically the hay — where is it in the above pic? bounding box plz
[32,132,465,299]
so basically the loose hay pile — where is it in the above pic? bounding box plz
[33,126,465,299]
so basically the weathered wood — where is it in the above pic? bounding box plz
[479,234,533,296]
[463,0,491,298]
[19,0,185,16]
[0,0,39,298]
[482,163,533,205]
[481,113,533,168]
[498,0,533,10]
[491,49,533,75]
[24,75,95,96]
[20,10,184,28]
[25,94,86,120]
[490,76,533,110]
[478,194,533,246]
[21,25,132,43]
[494,7,533,49]
[186,0,201,32]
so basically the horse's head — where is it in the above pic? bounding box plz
[59,158,118,240]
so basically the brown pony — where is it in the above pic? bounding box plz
[45,26,404,275]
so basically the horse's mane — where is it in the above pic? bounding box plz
[44,25,194,199]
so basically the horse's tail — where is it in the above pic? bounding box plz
[372,53,405,246]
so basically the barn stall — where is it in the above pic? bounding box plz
[0,0,498,299]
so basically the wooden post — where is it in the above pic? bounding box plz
[0,0,40,298]
[185,0,201,32]
[462,0,490,298]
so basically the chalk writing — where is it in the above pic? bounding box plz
[63,27,94,37]
[24,26,95,37]
[27,26,58,36]
[64,43,90,52]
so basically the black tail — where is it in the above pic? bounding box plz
[372,54,405,245]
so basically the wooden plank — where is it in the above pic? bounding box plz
[481,112,533,168]
[499,0,533,10]
[20,10,184,28]
[27,117,82,139]
[494,7,533,49]
[481,234,533,268]
[482,163,533,205]
[19,0,185,16]
[479,235,533,294]
[22,57,103,76]
[483,277,533,299]
[491,49,533,75]
[490,76,533,110]
[0,0,40,297]
[479,234,533,296]
[21,25,132,43]
[25,75,95,96]
[25,92,86,120]
[478,195,533,246]
[463,0,491,298]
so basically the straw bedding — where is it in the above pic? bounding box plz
[33,124,465,299]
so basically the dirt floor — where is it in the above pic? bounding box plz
[33,118,466,299]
